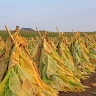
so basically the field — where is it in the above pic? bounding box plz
[0,29,96,96]
[0,30,96,40]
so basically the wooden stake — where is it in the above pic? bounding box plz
[56,27,60,36]
[5,25,14,41]
[36,27,43,39]
[72,29,75,36]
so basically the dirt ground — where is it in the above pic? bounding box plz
[59,72,96,96]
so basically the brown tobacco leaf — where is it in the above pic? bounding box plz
[91,83,96,87]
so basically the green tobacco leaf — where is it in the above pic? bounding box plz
[5,80,13,96]
[9,65,32,96]
[0,69,11,96]
[64,59,74,71]
[52,74,71,91]
[45,53,57,78]
[9,69,21,95]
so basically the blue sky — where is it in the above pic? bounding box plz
[0,0,96,32]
